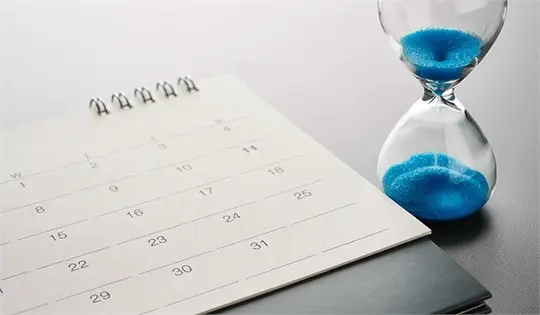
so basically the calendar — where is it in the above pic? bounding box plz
[0,75,430,315]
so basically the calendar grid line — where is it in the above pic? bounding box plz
[162,280,240,310]
[96,183,188,217]
[137,308,159,315]
[10,302,49,315]
[322,229,389,253]
[18,218,90,241]
[0,158,88,186]
[1,171,144,214]
[238,155,301,175]
[192,200,257,222]
[139,250,213,276]
[1,192,72,214]
[72,172,146,194]
[145,153,208,174]
[0,144,138,187]
[10,149,291,242]
[0,270,29,282]
[37,246,111,270]
[246,254,317,280]
[160,116,248,142]
[56,276,133,302]
[1,134,270,215]
[0,160,80,186]
[216,136,273,153]
[116,222,187,246]
[162,176,234,199]
[92,141,154,161]
[218,226,286,250]
[8,174,232,243]
[264,178,328,200]
[95,196,164,217]
[0,116,250,186]
[96,175,232,218]
[292,202,357,226]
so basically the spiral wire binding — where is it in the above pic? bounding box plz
[89,98,110,115]
[134,87,156,104]
[178,76,199,93]
[111,93,133,110]
[156,81,177,98]
[90,76,199,115]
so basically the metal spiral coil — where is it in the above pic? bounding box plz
[89,98,110,116]
[89,76,199,115]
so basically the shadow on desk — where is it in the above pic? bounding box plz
[425,207,492,247]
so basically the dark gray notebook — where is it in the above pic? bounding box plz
[214,238,491,314]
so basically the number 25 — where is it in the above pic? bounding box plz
[294,190,312,200]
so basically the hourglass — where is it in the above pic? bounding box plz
[377,0,508,221]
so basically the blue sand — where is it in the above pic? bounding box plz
[382,152,489,221]
[401,27,482,82]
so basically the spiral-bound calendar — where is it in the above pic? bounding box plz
[0,74,430,315]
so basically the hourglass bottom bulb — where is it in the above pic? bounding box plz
[382,153,489,221]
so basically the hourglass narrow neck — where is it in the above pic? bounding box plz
[421,87,464,111]
[418,75,464,97]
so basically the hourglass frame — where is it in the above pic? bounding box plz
[376,0,508,221]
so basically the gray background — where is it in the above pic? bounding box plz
[1,0,538,313]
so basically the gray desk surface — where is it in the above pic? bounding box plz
[1,1,538,313]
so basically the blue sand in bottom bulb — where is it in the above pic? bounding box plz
[400,27,482,82]
[382,152,489,221]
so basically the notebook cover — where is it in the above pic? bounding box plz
[214,237,491,314]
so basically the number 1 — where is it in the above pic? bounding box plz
[242,145,258,153]
[199,187,213,197]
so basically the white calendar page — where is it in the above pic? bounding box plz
[0,75,430,315]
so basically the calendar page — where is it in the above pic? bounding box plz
[0,75,430,315]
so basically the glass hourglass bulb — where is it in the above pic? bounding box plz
[377,0,508,221]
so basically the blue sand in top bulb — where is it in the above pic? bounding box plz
[400,27,482,82]
[382,152,489,221]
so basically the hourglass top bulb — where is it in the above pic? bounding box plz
[401,27,481,82]
[378,0,508,86]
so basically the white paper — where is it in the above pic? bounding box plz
[0,75,430,315]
